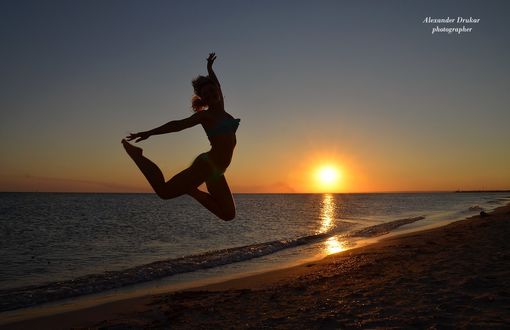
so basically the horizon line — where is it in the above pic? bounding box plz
[1,190,510,194]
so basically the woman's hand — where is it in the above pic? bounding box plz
[207,52,217,67]
[125,131,151,143]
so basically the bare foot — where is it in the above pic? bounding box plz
[121,139,143,159]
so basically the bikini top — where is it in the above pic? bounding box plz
[205,116,241,139]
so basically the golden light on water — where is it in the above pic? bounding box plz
[318,193,335,233]
[319,193,347,255]
[325,236,346,254]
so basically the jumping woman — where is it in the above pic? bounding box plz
[121,53,240,221]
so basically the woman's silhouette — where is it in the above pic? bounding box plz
[121,53,240,221]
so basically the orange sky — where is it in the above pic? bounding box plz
[1,2,510,193]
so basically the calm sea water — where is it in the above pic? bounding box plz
[0,192,509,311]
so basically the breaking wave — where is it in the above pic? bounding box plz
[0,216,424,312]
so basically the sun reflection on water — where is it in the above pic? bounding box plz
[318,193,335,234]
[319,193,347,255]
[325,236,346,254]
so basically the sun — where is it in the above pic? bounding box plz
[318,166,337,184]
[314,165,342,191]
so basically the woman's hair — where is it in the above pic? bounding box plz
[191,75,215,112]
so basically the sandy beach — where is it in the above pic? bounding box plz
[3,204,510,329]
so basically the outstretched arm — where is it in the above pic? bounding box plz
[125,111,205,142]
[207,52,224,103]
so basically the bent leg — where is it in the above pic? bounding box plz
[187,187,228,219]
[204,175,236,221]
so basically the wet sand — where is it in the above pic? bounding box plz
[3,204,510,329]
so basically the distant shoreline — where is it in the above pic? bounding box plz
[454,190,510,193]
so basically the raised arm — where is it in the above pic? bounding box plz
[207,52,224,103]
[125,111,205,142]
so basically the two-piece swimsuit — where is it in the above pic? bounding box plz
[198,116,241,181]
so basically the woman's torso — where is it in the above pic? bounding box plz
[201,110,239,169]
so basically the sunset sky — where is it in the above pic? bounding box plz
[1,0,509,193]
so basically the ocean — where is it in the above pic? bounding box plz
[1,192,509,311]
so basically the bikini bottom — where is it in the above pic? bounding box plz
[197,152,225,182]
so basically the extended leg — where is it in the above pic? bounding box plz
[122,139,166,196]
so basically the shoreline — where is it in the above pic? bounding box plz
[0,210,448,314]
[0,215,425,324]
[2,203,509,328]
